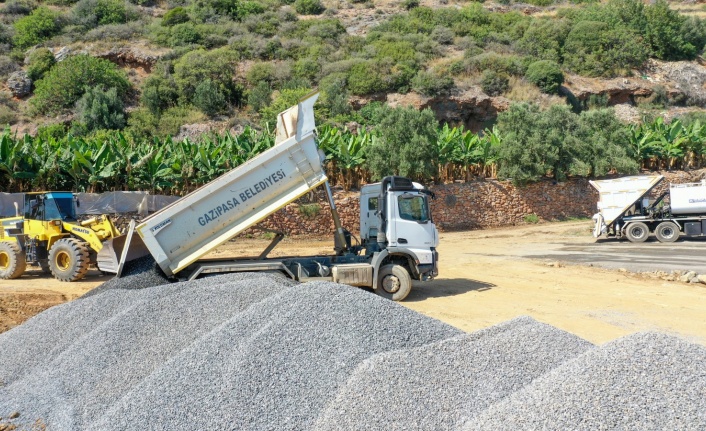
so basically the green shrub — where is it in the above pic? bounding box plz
[292,57,319,81]
[298,203,321,218]
[525,60,563,94]
[367,106,439,181]
[31,54,130,115]
[347,60,388,95]
[13,7,62,51]
[2,0,37,16]
[247,81,272,113]
[496,103,637,183]
[562,21,648,77]
[319,72,350,118]
[141,73,179,115]
[644,0,695,60]
[161,7,189,26]
[294,0,324,15]
[516,18,571,63]
[480,69,509,96]
[169,22,202,47]
[0,56,19,79]
[84,21,146,41]
[127,105,204,139]
[0,105,17,126]
[523,213,539,223]
[76,85,126,131]
[26,48,55,81]
[174,48,239,105]
[246,62,276,85]
[411,70,454,96]
[193,79,227,116]
[71,0,135,28]
[464,52,525,76]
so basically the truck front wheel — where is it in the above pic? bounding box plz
[625,222,649,243]
[655,221,680,243]
[48,238,90,282]
[0,241,26,279]
[377,264,412,302]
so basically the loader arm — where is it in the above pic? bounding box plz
[62,216,121,253]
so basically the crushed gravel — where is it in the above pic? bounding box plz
[465,332,706,430]
[1,264,705,431]
[83,255,171,298]
[313,316,593,431]
[90,281,461,431]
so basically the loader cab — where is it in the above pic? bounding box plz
[24,192,78,222]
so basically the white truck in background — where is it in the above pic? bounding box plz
[101,93,439,301]
[591,174,706,243]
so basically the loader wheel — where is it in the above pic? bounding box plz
[0,241,26,279]
[625,222,649,243]
[376,264,412,302]
[39,260,51,274]
[655,221,680,243]
[48,238,90,282]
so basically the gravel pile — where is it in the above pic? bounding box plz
[0,272,297,429]
[83,255,171,298]
[2,266,705,431]
[313,316,593,431]
[465,332,706,430]
[90,281,460,431]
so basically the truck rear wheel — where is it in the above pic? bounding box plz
[48,238,90,282]
[625,222,649,243]
[655,221,680,243]
[0,241,26,279]
[377,264,412,302]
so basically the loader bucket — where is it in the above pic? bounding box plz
[96,231,150,275]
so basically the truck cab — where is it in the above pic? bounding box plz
[360,176,439,284]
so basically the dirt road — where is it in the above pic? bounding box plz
[2,221,705,345]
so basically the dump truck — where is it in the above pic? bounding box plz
[591,174,706,243]
[102,93,438,301]
[0,192,122,281]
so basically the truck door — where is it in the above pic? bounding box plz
[359,191,380,243]
[389,192,437,252]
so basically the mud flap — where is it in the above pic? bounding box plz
[97,224,150,275]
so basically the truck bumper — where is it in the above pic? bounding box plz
[417,248,438,281]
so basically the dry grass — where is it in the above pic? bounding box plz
[506,76,565,108]
[669,3,706,19]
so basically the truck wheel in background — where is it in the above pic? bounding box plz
[655,221,680,243]
[377,264,412,302]
[0,241,26,279]
[48,238,90,282]
[625,222,649,243]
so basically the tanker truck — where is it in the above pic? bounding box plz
[99,93,438,301]
[591,174,706,243]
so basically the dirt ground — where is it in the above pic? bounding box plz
[1,221,705,346]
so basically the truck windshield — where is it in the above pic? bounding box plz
[397,194,429,222]
[46,196,77,221]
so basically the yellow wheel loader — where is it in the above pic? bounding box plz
[0,192,121,282]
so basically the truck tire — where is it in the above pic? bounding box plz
[0,241,26,279]
[655,221,680,243]
[48,238,90,282]
[625,222,649,243]
[376,264,412,302]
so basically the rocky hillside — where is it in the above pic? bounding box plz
[0,0,705,138]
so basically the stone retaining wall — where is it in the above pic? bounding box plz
[244,170,706,237]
